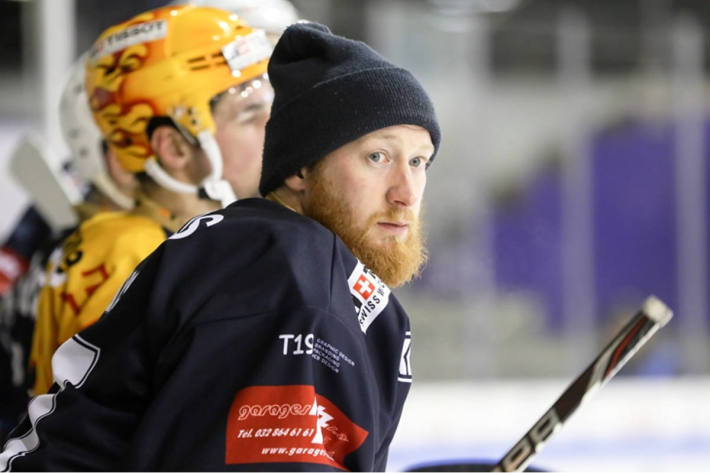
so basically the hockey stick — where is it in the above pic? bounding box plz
[8,133,82,232]
[492,295,673,472]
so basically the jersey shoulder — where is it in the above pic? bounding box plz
[156,200,344,317]
[172,199,339,266]
[78,211,167,256]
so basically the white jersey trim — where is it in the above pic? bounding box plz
[0,335,100,471]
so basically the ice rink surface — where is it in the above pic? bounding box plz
[388,378,710,472]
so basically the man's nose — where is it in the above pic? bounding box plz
[386,164,418,208]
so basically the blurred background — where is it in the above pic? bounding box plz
[1,0,709,470]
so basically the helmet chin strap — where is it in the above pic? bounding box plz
[197,131,237,207]
[93,173,135,210]
[144,131,237,208]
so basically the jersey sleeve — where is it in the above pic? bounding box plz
[1,248,164,471]
[27,272,59,397]
[72,224,164,332]
[28,220,165,395]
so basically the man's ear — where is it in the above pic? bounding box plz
[284,167,308,192]
[150,125,192,172]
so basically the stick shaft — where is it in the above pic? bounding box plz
[493,296,672,472]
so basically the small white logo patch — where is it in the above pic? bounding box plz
[222,30,272,74]
[398,331,413,383]
[90,20,167,61]
[347,261,390,333]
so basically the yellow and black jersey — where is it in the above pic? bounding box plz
[30,211,168,394]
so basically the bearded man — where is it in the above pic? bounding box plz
[0,22,440,472]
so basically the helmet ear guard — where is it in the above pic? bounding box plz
[85,5,272,206]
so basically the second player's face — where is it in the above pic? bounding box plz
[212,78,274,198]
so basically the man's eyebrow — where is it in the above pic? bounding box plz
[367,133,434,153]
[236,102,269,114]
[369,133,406,143]
[246,102,268,110]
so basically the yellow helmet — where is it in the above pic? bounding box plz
[85,5,272,204]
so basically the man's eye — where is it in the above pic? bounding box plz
[235,110,257,124]
[368,152,385,163]
[233,105,268,124]
[410,156,429,168]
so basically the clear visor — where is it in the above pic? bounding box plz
[209,74,274,126]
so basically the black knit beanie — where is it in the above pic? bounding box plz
[259,22,441,197]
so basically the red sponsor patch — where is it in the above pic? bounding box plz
[225,385,368,470]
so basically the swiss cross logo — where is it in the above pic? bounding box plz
[225,385,368,469]
[354,275,375,299]
[347,261,391,333]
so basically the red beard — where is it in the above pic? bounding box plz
[303,166,428,288]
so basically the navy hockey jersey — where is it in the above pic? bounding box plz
[0,199,413,471]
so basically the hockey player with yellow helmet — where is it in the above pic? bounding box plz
[29,4,274,395]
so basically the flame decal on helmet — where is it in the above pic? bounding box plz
[85,5,271,174]
[88,43,155,170]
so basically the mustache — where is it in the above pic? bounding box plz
[366,208,417,226]
[355,208,420,248]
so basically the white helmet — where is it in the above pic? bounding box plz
[174,0,299,41]
[59,52,134,210]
